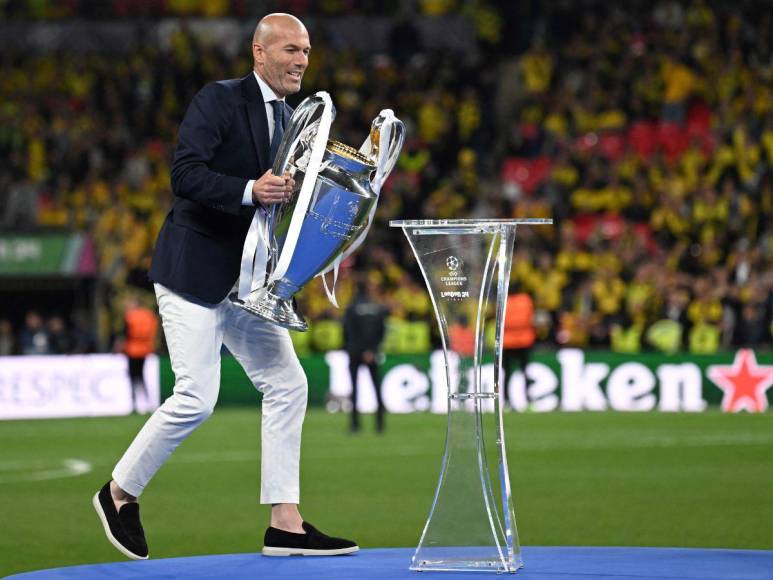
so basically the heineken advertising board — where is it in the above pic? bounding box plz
[323,348,773,414]
[158,348,773,414]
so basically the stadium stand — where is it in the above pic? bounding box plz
[0,0,771,355]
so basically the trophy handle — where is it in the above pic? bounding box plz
[271,93,336,176]
[268,92,335,286]
[367,110,405,188]
[267,92,336,275]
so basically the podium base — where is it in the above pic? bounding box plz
[411,545,522,573]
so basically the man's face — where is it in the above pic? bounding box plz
[254,25,310,98]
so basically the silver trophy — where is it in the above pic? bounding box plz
[236,92,404,331]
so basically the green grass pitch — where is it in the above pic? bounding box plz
[1,409,772,576]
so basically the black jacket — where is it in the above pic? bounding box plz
[149,73,292,303]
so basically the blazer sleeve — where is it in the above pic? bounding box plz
[170,82,248,215]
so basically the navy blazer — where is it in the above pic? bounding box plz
[149,73,292,303]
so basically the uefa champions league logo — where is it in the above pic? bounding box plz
[440,255,468,300]
[446,256,460,272]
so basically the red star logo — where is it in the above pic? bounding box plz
[707,349,773,413]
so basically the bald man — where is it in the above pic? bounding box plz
[93,14,358,560]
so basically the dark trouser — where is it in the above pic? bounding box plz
[348,353,385,432]
[128,356,147,411]
[502,348,530,408]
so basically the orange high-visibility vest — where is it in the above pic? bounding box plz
[448,323,476,357]
[124,307,158,358]
[503,293,536,349]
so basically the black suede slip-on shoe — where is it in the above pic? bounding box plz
[263,521,359,556]
[92,481,149,560]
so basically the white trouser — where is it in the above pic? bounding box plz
[112,283,307,504]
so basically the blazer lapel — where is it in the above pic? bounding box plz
[241,74,270,172]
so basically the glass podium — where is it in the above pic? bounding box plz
[390,219,552,574]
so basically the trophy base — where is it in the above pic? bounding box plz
[235,288,308,332]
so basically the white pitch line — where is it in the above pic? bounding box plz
[0,458,92,484]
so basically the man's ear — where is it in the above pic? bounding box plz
[252,43,264,64]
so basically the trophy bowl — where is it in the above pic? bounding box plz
[236,92,404,331]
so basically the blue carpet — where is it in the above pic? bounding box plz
[8,547,773,579]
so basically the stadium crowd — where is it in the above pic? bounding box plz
[1,0,771,355]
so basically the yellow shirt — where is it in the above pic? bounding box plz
[592,277,626,315]
[525,270,567,312]
[663,60,696,103]
[687,298,722,325]
[556,249,594,273]
[521,51,553,94]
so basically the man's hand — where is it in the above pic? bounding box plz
[252,170,295,205]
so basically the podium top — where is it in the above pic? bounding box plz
[390,218,553,227]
